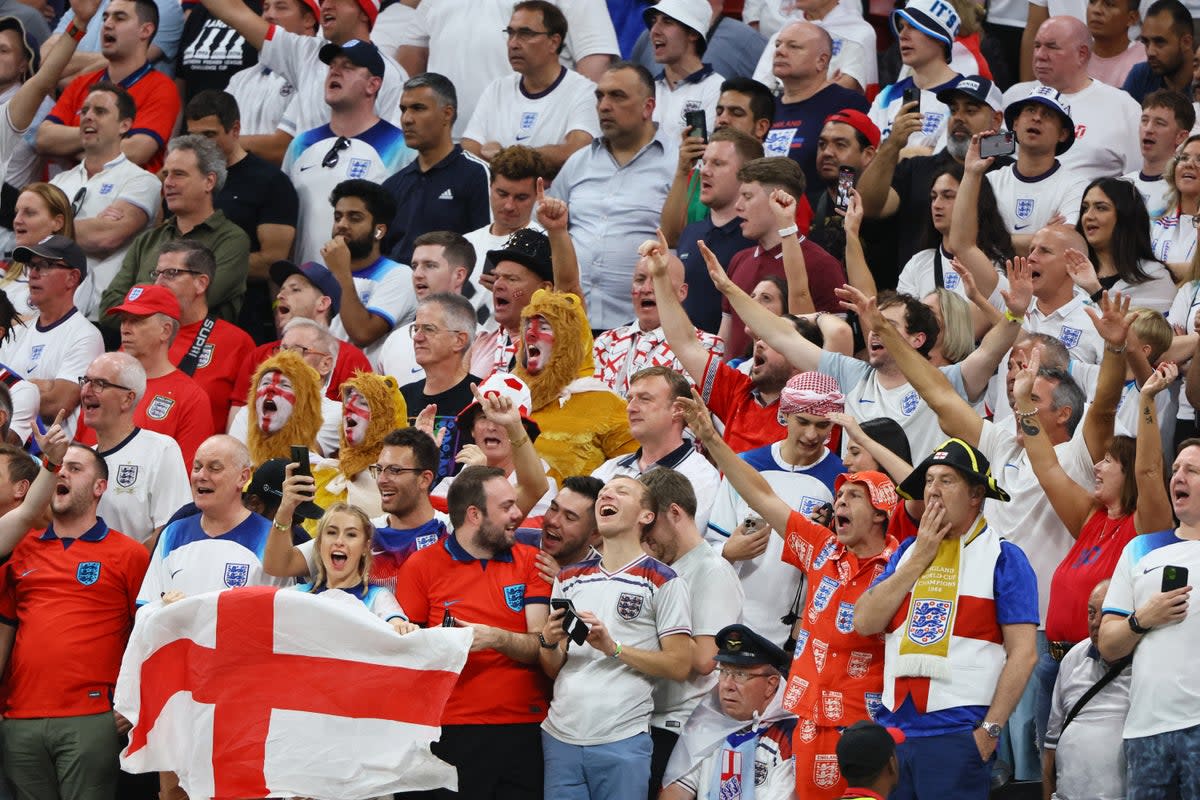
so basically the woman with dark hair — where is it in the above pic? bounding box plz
[1068,177,1175,313]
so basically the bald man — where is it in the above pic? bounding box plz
[136,434,290,607]
[593,253,724,398]
[763,21,869,203]
[1004,16,1141,180]
[1019,224,1106,366]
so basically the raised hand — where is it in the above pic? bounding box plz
[469,381,522,430]
[964,131,994,175]
[698,240,734,295]
[455,443,487,467]
[841,189,864,237]
[675,130,707,177]
[949,256,980,297]
[320,236,351,276]
[534,177,569,233]
[413,404,447,448]
[637,228,671,279]
[70,0,101,25]
[1142,361,1179,398]
[31,409,68,466]
[278,462,315,522]
[1084,291,1134,348]
[1063,248,1101,295]
[1000,255,1033,318]
[673,388,719,444]
[826,410,865,443]
[834,283,886,334]
[768,188,797,228]
[888,101,924,149]
[1011,344,1042,405]
[911,498,953,569]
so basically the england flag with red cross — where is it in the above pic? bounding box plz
[114,586,472,799]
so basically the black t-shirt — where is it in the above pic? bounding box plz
[808,190,902,291]
[217,152,299,253]
[767,86,871,206]
[175,3,261,102]
[677,215,755,334]
[401,373,481,480]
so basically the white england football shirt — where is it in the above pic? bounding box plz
[986,162,1087,235]
[225,64,296,137]
[463,69,599,150]
[97,428,191,544]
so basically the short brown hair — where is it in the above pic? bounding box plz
[736,157,806,201]
[710,127,765,164]
[629,366,691,401]
[412,231,477,271]
[490,145,549,183]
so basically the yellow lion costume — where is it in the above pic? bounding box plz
[246,350,324,467]
[312,372,408,523]
[513,289,635,478]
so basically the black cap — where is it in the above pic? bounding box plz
[270,260,342,317]
[13,234,87,278]
[897,437,1010,502]
[486,228,554,284]
[713,624,790,674]
[247,458,324,520]
[318,39,385,78]
[0,17,38,74]
[836,721,905,782]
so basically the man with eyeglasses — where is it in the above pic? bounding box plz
[399,293,479,477]
[677,392,900,800]
[101,283,213,466]
[283,39,412,266]
[49,82,161,321]
[381,72,490,266]
[659,624,797,800]
[0,235,103,434]
[77,351,190,548]
[461,2,598,173]
[99,134,251,326]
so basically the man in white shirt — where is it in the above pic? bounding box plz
[1004,15,1142,182]
[80,351,189,547]
[592,368,721,533]
[396,0,618,140]
[538,475,693,800]
[643,0,723,144]
[752,0,878,95]
[987,86,1088,253]
[1124,88,1194,219]
[462,1,597,174]
[0,235,104,433]
[639,467,744,798]
[51,83,161,320]
[196,0,406,167]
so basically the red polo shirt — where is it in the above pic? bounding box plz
[169,317,256,430]
[699,353,786,453]
[135,369,214,465]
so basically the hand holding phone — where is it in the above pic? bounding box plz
[684,109,707,143]
[979,131,1016,159]
[291,445,311,478]
[552,598,589,645]
[902,86,920,109]
[1163,565,1190,593]
[835,166,857,212]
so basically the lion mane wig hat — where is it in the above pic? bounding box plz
[337,371,408,479]
[514,289,594,411]
[247,350,324,466]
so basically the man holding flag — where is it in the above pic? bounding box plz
[852,438,1038,799]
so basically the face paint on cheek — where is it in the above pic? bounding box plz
[523,316,555,375]
[343,389,372,446]
[255,372,297,434]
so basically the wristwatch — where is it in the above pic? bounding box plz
[537,633,558,650]
[976,720,1002,738]
[1128,613,1152,634]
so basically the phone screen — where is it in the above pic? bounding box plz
[836,166,857,212]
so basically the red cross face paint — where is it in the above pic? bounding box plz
[522,315,555,375]
[256,370,296,434]
[343,387,372,447]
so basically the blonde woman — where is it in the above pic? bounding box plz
[1,183,75,318]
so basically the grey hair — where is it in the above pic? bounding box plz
[103,351,148,404]
[167,134,228,193]
[403,72,458,121]
[282,317,340,361]
[424,291,477,350]
[154,312,181,347]
[1041,366,1086,436]
[1017,332,1071,370]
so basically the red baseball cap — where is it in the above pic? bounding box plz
[105,284,181,322]
[824,109,881,149]
[834,470,899,515]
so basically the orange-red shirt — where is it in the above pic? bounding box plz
[169,317,256,429]
[395,535,550,725]
[0,521,148,718]
[135,369,214,465]
[780,509,897,726]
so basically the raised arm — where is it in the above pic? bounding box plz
[659,131,708,247]
[1011,347,1093,538]
[946,133,1001,299]
[841,189,877,298]
[828,411,913,484]
[643,230,709,383]
[11,0,97,131]
[1083,291,1135,463]
[470,382,549,517]
[771,189,814,314]
[856,102,922,218]
[197,0,269,49]
[958,255,1033,398]
[0,412,67,557]
[536,178,582,302]
[675,390,793,536]
[699,240,823,372]
[837,284,984,445]
[261,463,315,578]
[1134,363,1177,534]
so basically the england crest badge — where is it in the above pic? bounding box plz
[76,562,101,585]
[115,464,139,488]
[616,591,644,620]
[223,562,250,588]
[146,395,175,420]
[907,598,953,645]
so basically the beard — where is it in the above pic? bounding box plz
[476,517,514,555]
[346,232,375,261]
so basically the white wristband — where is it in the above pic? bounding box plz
[778,224,799,238]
